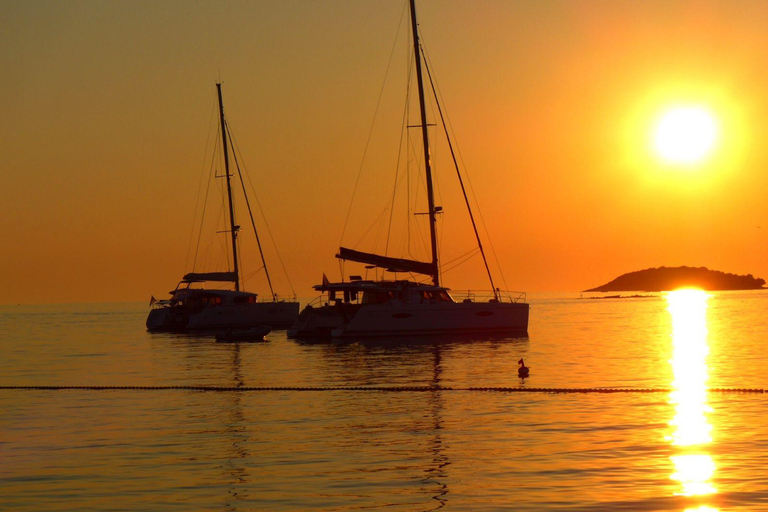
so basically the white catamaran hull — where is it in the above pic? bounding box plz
[146,84,300,333]
[147,302,299,332]
[289,301,528,339]
[290,1,531,342]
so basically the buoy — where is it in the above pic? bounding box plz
[518,358,530,379]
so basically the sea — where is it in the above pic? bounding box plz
[2,290,768,511]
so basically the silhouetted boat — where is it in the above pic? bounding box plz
[147,84,299,332]
[288,0,528,339]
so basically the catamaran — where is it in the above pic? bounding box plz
[147,84,299,332]
[288,0,528,339]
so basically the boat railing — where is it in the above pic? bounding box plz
[260,293,298,303]
[151,299,173,309]
[305,292,365,308]
[452,289,527,304]
[306,294,327,308]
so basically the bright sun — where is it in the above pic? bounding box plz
[654,107,717,164]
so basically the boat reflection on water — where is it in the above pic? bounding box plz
[665,289,718,510]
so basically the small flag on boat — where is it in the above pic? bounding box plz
[322,273,330,286]
[149,295,157,306]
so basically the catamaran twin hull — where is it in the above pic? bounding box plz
[288,301,529,339]
[147,301,300,332]
[146,84,300,333]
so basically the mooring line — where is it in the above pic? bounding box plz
[0,385,765,394]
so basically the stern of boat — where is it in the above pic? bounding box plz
[287,304,347,338]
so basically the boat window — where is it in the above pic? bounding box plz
[419,290,452,302]
[193,296,220,306]
[234,296,257,304]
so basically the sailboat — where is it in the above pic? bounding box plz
[287,0,528,339]
[147,83,300,332]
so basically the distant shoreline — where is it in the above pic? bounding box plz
[579,294,658,299]
[585,266,766,292]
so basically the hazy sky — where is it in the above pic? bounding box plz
[3,0,768,304]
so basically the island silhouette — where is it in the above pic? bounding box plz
[585,266,766,292]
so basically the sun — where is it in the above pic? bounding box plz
[654,107,718,164]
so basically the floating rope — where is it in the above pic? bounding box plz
[0,386,765,394]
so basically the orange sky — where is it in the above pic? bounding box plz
[2,0,768,304]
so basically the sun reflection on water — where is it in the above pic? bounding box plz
[665,289,718,507]
[666,290,717,511]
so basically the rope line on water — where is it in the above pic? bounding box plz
[0,385,765,394]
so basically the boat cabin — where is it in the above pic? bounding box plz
[164,283,259,308]
[313,280,455,306]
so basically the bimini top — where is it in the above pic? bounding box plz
[182,272,238,283]
[313,279,449,293]
[170,287,258,303]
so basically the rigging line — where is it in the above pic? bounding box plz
[215,200,231,274]
[250,209,296,296]
[218,156,233,273]
[384,148,417,257]
[225,121,275,299]
[370,207,388,256]
[440,250,481,277]
[404,52,418,262]
[193,121,222,272]
[203,189,229,273]
[351,206,392,250]
[241,268,265,288]
[441,247,480,268]
[422,46,510,292]
[385,50,415,256]
[187,97,219,274]
[345,133,411,254]
[229,125,297,297]
[339,1,409,247]
[421,43,498,299]
[406,126,430,261]
[200,153,233,277]
[452,133,510,290]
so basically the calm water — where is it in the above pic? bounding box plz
[2,291,768,511]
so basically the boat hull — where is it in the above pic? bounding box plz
[147,301,300,332]
[288,301,529,339]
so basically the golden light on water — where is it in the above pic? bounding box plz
[671,454,716,497]
[665,289,717,503]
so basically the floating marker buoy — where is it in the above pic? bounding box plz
[518,358,530,379]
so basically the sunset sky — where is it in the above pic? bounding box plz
[3,0,768,305]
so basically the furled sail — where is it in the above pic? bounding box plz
[337,247,436,277]
[183,272,238,283]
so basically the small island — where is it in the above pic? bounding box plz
[585,266,766,292]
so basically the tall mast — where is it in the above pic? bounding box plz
[409,0,440,287]
[216,82,240,291]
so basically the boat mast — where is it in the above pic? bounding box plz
[216,83,241,291]
[409,0,440,287]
